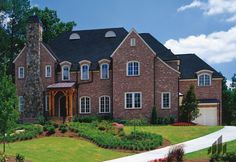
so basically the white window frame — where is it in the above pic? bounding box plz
[80,96,91,114]
[198,73,212,86]
[161,92,171,109]
[126,61,140,76]
[99,95,110,113]
[124,92,142,109]
[130,38,136,46]
[18,66,25,79]
[81,64,90,80]
[100,63,109,79]
[45,65,52,78]
[18,96,24,112]
[62,65,70,81]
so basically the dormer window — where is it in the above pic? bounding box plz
[127,61,140,76]
[105,31,116,38]
[100,63,109,79]
[45,65,52,78]
[18,67,25,79]
[198,74,211,86]
[62,65,70,81]
[81,64,89,80]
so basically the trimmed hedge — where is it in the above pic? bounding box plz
[69,122,163,151]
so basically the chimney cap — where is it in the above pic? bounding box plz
[28,15,42,25]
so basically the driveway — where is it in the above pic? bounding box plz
[106,126,236,162]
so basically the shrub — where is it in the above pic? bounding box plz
[0,152,7,162]
[151,106,158,124]
[15,153,24,162]
[167,145,184,162]
[37,115,46,125]
[77,116,100,123]
[211,152,236,162]
[59,124,68,133]
[46,125,55,135]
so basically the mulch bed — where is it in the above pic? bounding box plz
[171,122,196,126]
[184,159,209,162]
[6,156,30,162]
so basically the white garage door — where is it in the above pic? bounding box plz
[193,107,218,126]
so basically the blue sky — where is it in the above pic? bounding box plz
[31,0,236,83]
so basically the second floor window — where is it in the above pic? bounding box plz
[100,63,109,79]
[198,74,211,86]
[45,65,52,78]
[18,67,25,79]
[81,64,89,80]
[127,61,140,76]
[62,65,70,81]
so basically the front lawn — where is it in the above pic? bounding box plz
[124,125,223,144]
[186,140,236,160]
[2,137,131,162]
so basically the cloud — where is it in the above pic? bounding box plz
[164,26,236,64]
[0,12,11,27]
[177,0,236,22]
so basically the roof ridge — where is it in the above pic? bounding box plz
[71,27,126,32]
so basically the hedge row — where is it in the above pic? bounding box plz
[69,122,163,151]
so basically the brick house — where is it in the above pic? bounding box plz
[13,16,223,125]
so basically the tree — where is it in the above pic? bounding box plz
[230,88,236,125]
[27,7,76,43]
[231,74,236,89]
[151,106,158,124]
[0,68,18,153]
[179,85,199,122]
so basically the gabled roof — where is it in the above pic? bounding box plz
[177,54,223,79]
[48,27,128,70]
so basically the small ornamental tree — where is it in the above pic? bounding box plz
[151,106,158,124]
[179,85,199,122]
[0,71,19,153]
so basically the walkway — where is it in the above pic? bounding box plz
[106,126,236,162]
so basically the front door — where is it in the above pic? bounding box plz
[60,96,66,118]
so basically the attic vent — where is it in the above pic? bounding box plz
[69,33,80,40]
[105,31,116,38]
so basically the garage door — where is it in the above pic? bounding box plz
[193,107,218,126]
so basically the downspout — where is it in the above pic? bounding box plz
[153,57,156,107]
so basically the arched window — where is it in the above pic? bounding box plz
[198,73,211,86]
[81,64,89,80]
[62,65,70,81]
[105,31,116,38]
[99,96,110,113]
[127,61,140,76]
[100,63,109,79]
[80,97,91,114]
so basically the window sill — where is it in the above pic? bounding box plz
[161,107,171,110]
[80,112,91,114]
[124,107,142,110]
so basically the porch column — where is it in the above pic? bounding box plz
[69,90,73,117]
[48,91,52,116]
[66,93,69,116]
[52,91,55,116]
[73,91,77,115]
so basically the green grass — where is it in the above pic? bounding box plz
[2,137,131,162]
[186,140,236,160]
[125,125,223,144]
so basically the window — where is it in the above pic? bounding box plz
[45,95,49,111]
[125,92,142,109]
[100,63,109,79]
[80,97,90,113]
[62,65,70,81]
[45,65,51,78]
[19,96,25,112]
[18,67,24,79]
[130,38,136,46]
[161,92,171,109]
[198,74,211,86]
[127,61,140,76]
[99,96,110,113]
[81,64,89,80]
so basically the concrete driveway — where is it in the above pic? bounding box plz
[106,126,236,162]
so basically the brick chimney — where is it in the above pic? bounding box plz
[23,15,44,120]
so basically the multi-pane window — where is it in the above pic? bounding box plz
[45,65,51,78]
[127,61,140,76]
[100,63,109,79]
[99,96,110,113]
[19,96,25,112]
[45,95,49,111]
[81,64,89,80]
[198,74,211,86]
[18,67,25,79]
[125,92,142,109]
[130,38,136,46]
[62,65,70,81]
[162,92,171,109]
[80,97,90,113]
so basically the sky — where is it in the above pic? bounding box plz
[31,0,236,84]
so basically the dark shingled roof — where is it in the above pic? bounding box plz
[177,54,223,79]
[140,33,178,61]
[47,28,178,70]
[48,27,128,70]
